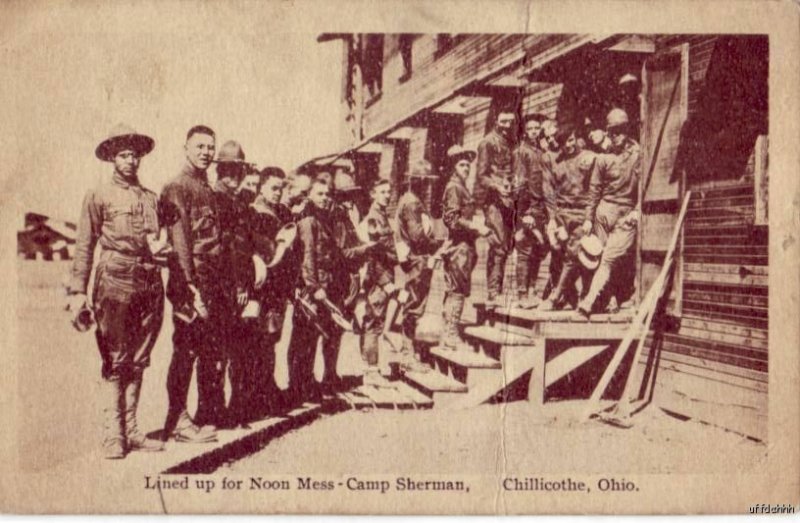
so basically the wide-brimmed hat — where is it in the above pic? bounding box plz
[446,144,477,164]
[408,159,438,179]
[216,140,246,163]
[333,172,361,193]
[95,124,154,162]
[578,234,603,270]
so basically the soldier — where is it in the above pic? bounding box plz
[577,108,641,319]
[537,119,566,299]
[286,179,344,402]
[229,167,298,423]
[475,107,517,209]
[538,127,597,311]
[358,179,399,382]
[512,114,550,309]
[441,145,491,350]
[325,172,374,391]
[159,125,223,443]
[285,172,313,216]
[68,124,165,458]
[395,160,441,370]
[206,140,253,428]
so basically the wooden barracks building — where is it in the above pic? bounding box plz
[300,34,769,440]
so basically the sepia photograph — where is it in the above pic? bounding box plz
[1,0,798,515]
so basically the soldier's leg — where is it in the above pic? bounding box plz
[125,285,165,451]
[402,260,432,362]
[195,289,230,427]
[321,328,342,385]
[93,297,129,459]
[579,207,636,315]
[286,308,318,402]
[515,233,534,301]
[361,286,389,369]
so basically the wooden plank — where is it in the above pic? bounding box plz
[680,317,768,340]
[659,339,768,372]
[447,344,542,410]
[682,290,768,309]
[684,254,768,266]
[642,347,768,388]
[662,333,767,360]
[678,326,768,351]
[464,324,537,346]
[430,346,501,369]
[402,370,468,394]
[683,270,768,286]
[683,263,768,276]
[683,245,768,256]
[682,299,768,319]
[392,381,435,409]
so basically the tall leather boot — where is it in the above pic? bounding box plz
[124,373,164,452]
[100,377,125,459]
[442,294,468,350]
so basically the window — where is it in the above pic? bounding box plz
[435,34,464,59]
[399,34,414,83]
[363,34,384,103]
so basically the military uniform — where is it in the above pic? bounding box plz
[395,190,439,352]
[441,173,479,348]
[512,139,550,304]
[359,202,398,368]
[286,202,344,401]
[541,148,596,308]
[579,138,641,314]
[230,197,298,421]
[161,162,226,436]
[475,128,514,208]
[70,124,165,457]
[213,181,257,425]
[484,190,516,303]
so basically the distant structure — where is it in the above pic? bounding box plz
[17,212,77,261]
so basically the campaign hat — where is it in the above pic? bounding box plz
[95,123,155,162]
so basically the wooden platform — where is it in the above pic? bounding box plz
[335,376,434,410]
[480,304,636,340]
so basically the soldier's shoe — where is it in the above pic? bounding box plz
[172,412,217,443]
[102,437,126,460]
[606,296,620,314]
[127,432,165,452]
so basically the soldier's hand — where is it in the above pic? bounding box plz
[313,288,327,302]
[66,293,87,313]
[236,289,249,307]
[189,285,209,320]
[581,220,593,235]
[396,289,410,304]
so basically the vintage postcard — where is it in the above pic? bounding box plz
[1,0,798,515]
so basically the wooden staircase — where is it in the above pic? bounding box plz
[400,305,634,410]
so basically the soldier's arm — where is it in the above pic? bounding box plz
[161,183,195,285]
[474,139,493,207]
[443,186,476,237]
[68,189,102,294]
[298,217,322,293]
[542,153,559,223]
[585,155,606,223]
[513,148,533,218]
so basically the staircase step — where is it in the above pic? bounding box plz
[401,370,468,396]
[430,346,501,369]
[464,325,537,346]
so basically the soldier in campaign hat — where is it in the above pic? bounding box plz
[395,160,442,371]
[68,124,165,459]
[440,145,490,350]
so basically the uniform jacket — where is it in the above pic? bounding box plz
[214,181,254,291]
[160,163,223,299]
[442,175,479,244]
[475,128,514,207]
[396,191,439,256]
[543,149,596,222]
[248,198,299,300]
[360,203,398,290]
[70,172,161,301]
[513,139,548,218]
[585,139,641,222]
[296,203,344,300]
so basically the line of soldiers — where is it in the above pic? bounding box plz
[68,106,640,459]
